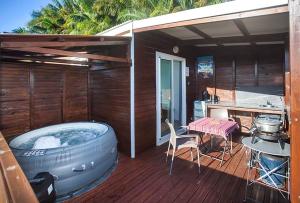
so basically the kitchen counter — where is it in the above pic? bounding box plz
[206,101,285,115]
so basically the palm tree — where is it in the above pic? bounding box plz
[12,27,29,33]
[17,0,223,35]
[117,0,223,22]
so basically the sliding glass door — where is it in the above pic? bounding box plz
[156,52,186,146]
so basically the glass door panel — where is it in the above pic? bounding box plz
[156,52,186,146]
[172,60,182,131]
[160,59,172,137]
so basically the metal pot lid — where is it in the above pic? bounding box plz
[255,114,282,125]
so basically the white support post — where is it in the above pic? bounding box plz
[130,22,135,158]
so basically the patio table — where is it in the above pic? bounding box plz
[188,117,239,140]
[188,117,239,165]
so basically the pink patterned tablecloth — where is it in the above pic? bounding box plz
[188,117,239,140]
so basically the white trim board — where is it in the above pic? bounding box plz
[155,51,187,146]
[130,25,135,158]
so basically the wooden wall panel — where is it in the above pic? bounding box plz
[284,41,291,111]
[63,70,88,122]
[196,45,285,131]
[0,64,30,138]
[289,0,300,202]
[258,48,284,87]
[31,68,63,129]
[215,58,234,101]
[0,62,89,139]
[90,66,130,154]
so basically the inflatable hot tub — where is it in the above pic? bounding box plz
[9,122,118,200]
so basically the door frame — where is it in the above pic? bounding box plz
[155,51,187,146]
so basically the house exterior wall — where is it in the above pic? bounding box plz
[133,31,285,153]
[195,45,285,131]
[0,55,131,155]
[90,66,131,154]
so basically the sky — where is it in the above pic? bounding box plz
[0,0,52,32]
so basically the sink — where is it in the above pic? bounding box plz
[259,104,277,108]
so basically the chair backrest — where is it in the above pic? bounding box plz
[165,119,177,148]
[209,108,229,120]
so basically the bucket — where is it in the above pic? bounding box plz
[259,153,287,188]
[30,172,56,203]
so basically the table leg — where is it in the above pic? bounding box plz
[230,133,233,154]
[244,153,252,202]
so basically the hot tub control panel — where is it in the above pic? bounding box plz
[23,150,46,157]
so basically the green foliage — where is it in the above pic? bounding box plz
[17,0,223,35]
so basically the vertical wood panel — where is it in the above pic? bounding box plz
[289,0,300,202]
[63,70,88,122]
[236,52,256,87]
[0,62,89,139]
[30,68,63,129]
[90,66,131,154]
[196,45,284,131]
[232,58,236,101]
[134,31,197,154]
[258,48,284,87]
[216,57,234,101]
[0,63,30,138]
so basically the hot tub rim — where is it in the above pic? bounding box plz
[9,122,115,153]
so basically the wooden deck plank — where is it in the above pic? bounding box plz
[67,135,289,203]
[133,151,195,202]
[160,136,224,203]
[217,146,247,203]
[193,143,245,203]
[117,149,194,202]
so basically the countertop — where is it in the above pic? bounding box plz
[206,101,285,114]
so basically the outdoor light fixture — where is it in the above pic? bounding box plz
[172,46,179,54]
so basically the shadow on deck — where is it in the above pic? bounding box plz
[67,135,289,203]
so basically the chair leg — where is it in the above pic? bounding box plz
[196,147,201,173]
[220,140,228,167]
[190,148,193,161]
[166,142,170,163]
[169,148,176,175]
[230,133,233,154]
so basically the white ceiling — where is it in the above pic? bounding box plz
[194,20,243,38]
[159,13,289,46]
[161,27,203,40]
[241,13,289,35]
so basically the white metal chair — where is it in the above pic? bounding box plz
[209,108,234,166]
[165,119,201,175]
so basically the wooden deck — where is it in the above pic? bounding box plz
[67,135,289,203]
